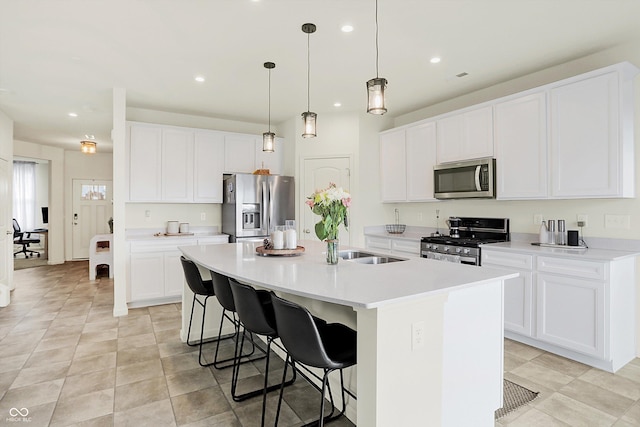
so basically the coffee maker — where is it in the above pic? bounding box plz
[446,217,462,238]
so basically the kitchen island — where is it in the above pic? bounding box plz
[179,240,517,426]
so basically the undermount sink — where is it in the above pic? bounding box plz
[338,250,377,260]
[339,250,406,264]
[351,256,406,264]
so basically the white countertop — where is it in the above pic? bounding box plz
[126,226,228,242]
[179,239,516,309]
[482,241,640,262]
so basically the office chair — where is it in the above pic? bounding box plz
[13,219,41,258]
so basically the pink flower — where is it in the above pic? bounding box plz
[342,197,351,207]
[306,199,314,207]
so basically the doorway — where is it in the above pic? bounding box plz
[72,179,113,259]
[301,156,352,245]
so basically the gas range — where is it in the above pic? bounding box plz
[421,217,510,266]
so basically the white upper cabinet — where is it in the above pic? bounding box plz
[380,122,438,203]
[436,105,493,163]
[379,128,407,202]
[224,134,257,174]
[406,122,437,201]
[128,122,284,202]
[549,66,635,198]
[382,62,637,200]
[161,128,193,202]
[128,124,162,201]
[194,131,224,203]
[495,92,548,199]
[255,137,284,175]
[224,134,284,175]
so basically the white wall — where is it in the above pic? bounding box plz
[35,162,49,230]
[382,41,640,241]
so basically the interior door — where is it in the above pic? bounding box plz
[0,158,12,305]
[72,179,113,259]
[302,157,351,245]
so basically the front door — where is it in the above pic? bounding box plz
[0,158,13,305]
[72,179,113,259]
[301,156,351,245]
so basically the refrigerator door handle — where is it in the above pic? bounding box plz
[262,179,270,234]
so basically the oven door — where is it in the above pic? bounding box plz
[423,250,478,266]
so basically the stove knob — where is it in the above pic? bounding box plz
[431,244,438,251]
[443,246,449,253]
[463,248,471,254]
[455,247,462,254]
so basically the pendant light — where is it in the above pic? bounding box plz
[80,140,97,154]
[263,62,276,152]
[366,0,388,115]
[301,23,317,138]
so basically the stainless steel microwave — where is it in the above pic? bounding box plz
[434,158,496,199]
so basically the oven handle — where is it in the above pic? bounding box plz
[474,165,481,191]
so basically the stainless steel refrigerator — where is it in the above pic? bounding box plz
[222,174,295,242]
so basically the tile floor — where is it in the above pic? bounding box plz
[1,261,639,426]
[1,262,354,427]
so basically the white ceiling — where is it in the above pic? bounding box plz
[2,0,640,153]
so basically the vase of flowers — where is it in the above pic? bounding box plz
[306,183,351,264]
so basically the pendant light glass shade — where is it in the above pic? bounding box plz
[262,132,275,152]
[302,111,317,138]
[301,23,317,138]
[263,62,276,152]
[366,0,388,115]
[80,140,97,154]
[367,77,387,114]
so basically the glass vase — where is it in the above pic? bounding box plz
[326,239,339,265]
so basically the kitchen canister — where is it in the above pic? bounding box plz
[167,221,179,234]
[179,223,190,233]
[284,220,297,249]
[271,226,284,250]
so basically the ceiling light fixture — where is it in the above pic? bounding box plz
[301,23,317,139]
[366,0,387,114]
[68,112,78,118]
[194,75,205,82]
[80,140,97,154]
[262,62,276,152]
[341,24,354,33]
[430,57,441,64]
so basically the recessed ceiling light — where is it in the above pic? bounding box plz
[430,57,441,64]
[85,134,95,140]
[341,25,354,33]
[334,102,342,107]
[194,75,205,83]
[68,112,78,117]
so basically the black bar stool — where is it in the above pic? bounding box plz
[180,256,236,367]
[228,279,296,427]
[209,270,261,369]
[271,293,357,427]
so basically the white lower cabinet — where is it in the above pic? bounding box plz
[365,235,420,257]
[129,235,229,306]
[536,272,605,358]
[482,248,635,372]
[482,250,533,336]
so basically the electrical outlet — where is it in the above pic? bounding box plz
[200,212,206,221]
[577,214,588,227]
[534,214,543,225]
[418,212,423,221]
[605,214,631,229]
[145,209,151,218]
[412,321,425,350]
